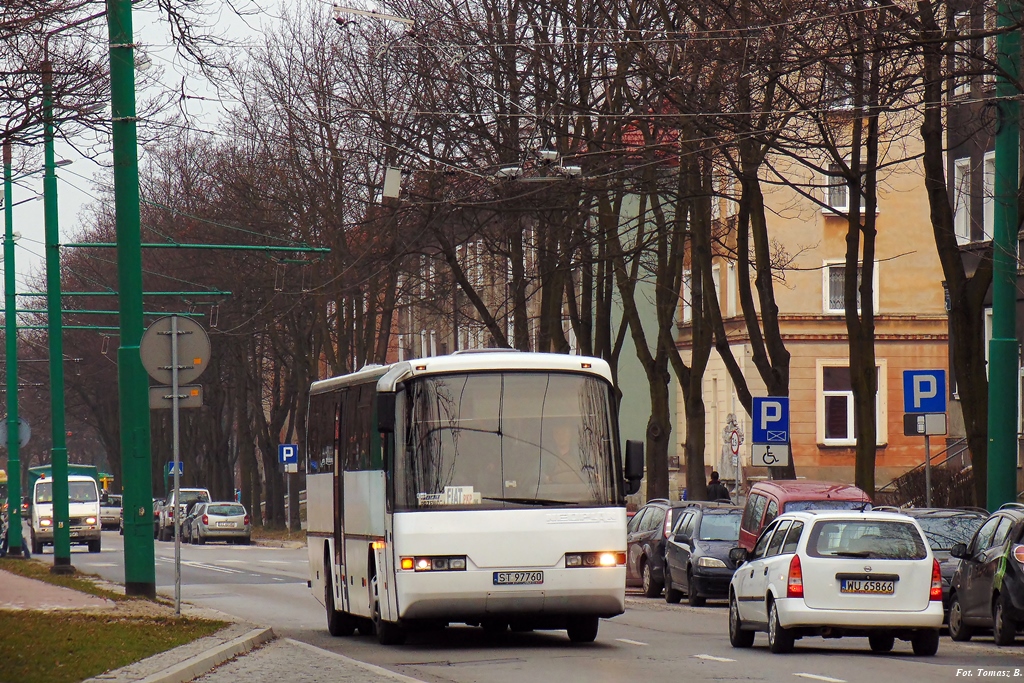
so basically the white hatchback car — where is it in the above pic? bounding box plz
[727,510,943,655]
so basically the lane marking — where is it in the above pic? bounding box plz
[85,562,118,567]
[615,638,649,646]
[692,654,736,662]
[795,674,846,683]
[285,638,429,683]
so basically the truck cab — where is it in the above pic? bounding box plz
[30,475,102,554]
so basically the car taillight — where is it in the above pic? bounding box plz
[202,514,209,525]
[664,512,674,539]
[244,515,250,525]
[1013,545,1024,565]
[787,554,803,598]
[930,558,943,601]
[168,509,173,518]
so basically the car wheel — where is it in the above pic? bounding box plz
[729,594,755,648]
[326,565,355,637]
[868,634,894,653]
[641,560,662,598]
[767,600,795,654]
[665,582,683,604]
[31,536,42,556]
[371,572,406,645]
[994,594,1016,646]
[948,593,972,642]
[687,570,706,606]
[566,616,600,643]
[911,629,940,656]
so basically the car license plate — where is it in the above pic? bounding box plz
[840,579,895,594]
[493,571,543,586]
[216,522,234,528]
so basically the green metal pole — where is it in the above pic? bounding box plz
[3,139,23,556]
[42,60,72,574]
[987,3,1021,512]
[107,0,155,598]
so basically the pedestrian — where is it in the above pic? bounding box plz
[707,471,731,503]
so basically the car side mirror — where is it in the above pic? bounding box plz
[950,542,969,559]
[624,440,644,495]
[377,393,396,433]
[728,547,748,565]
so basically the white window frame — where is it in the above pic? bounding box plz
[727,261,738,317]
[983,151,995,240]
[815,358,888,447]
[953,157,972,243]
[954,12,972,97]
[681,268,693,323]
[824,163,870,214]
[822,260,880,314]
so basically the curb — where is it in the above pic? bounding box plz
[86,626,275,683]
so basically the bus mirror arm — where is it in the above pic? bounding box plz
[624,440,644,495]
[377,393,396,433]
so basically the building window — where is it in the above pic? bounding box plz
[727,261,738,317]
[953,157,971,243]
[823,261,879,314]
[954,12,972,97]
[826,164,867,213]
[816,360,887,446]
[983,151,995,240]
[681,268,693,323]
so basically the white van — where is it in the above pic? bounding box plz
[30,475,102,554]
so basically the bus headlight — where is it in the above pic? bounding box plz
[40,518,52,527]
[401,555,468,571]
[85,517,98,525]
[566,552,626,568]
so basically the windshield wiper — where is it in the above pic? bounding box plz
[482,496,578,507]
[833,550,872,558]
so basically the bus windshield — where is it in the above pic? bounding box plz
[397,371,619,510]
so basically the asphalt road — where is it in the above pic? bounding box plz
[37,530,1024,683]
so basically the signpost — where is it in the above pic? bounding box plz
[751,397,790,468]
[140,315,211,615]
[279,444,298,529]
[902,370,947,508]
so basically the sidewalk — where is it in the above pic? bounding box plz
[0,564,422,683]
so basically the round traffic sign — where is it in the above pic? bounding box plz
[0,417,30,448]
[729,429,740,456]
[140,316,212,385]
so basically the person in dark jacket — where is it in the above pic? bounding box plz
[707,471,731,502]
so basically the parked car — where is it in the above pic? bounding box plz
[948,503,1024,645]
[626,499,692,597]
[151,498,164,538]
[99,493,122,530]
[739,480,872,551]
[181,503,205,544]
[875,506,986,622]
[664,502,743,605]
[728,509,943,655]
[190,502,251,545]
[157,488,211,541]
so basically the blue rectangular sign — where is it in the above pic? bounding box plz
[166,461,183,475]
[752,397,789,444]
[279,444,298,464]
[902,370,946,414]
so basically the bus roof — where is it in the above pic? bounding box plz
[310,351,614,395]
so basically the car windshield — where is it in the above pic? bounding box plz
[784,500,867,513]
[697,511,742,541]
[179,491,210,505]
[35,481,98,503]
[915,514,986,551]
[208,504,245,516]
[808,520,927,559]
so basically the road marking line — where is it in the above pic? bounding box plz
[615,638,649,646]
[795,674,846,683]
[692,654,736,662]
[87,562,118,567]
[286,639,429,683]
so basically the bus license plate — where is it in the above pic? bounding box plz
[840,579,895,595]
[493,571,544,586]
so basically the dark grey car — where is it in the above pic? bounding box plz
[664,503,743,606]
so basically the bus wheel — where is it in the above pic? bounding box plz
[325,566,355,637]
[371,573,406,645]
[566,616,599,643]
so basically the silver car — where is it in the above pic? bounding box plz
[190,502,251,545]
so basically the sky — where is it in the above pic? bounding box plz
[4,0,277,292]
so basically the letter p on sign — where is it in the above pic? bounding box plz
[902,370,946,414]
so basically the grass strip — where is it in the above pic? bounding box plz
[0,558,127,602]
[251,525,305,543]
[0,611,225,683]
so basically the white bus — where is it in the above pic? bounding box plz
[305,350,644,645]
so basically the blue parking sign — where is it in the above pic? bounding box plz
[752,397,789,443]
[278,444,298,464]
[902,370,946,414]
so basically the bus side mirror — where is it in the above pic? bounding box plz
[624,440,644,495]
[377,393,396,433]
